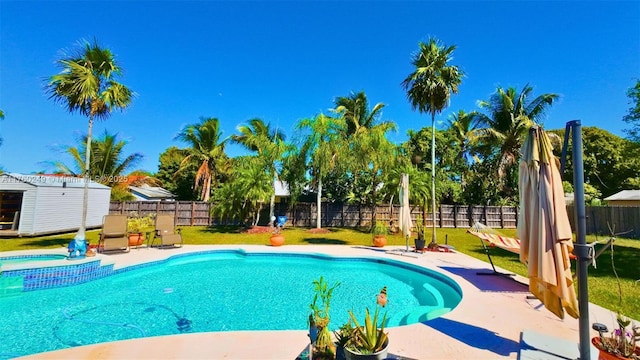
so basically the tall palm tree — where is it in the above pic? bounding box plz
[402,37,463,246]
[474,84,558,195]
[447,110,481,165]
[297,113,346,229]
[53,130,143,187]
[46,39,133,241]
[175,117,229,202]
[232,118,287,221]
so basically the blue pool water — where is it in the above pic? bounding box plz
[0,250,462,358]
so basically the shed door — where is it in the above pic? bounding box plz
[0,192,23,230]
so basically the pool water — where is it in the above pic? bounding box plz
[0,251,462,358]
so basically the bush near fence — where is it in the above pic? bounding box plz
[109,201,640,238]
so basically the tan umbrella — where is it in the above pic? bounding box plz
[517,126,579,319]
[399,174,413,249]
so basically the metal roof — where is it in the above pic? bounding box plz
[274,180,290,197]
[129,184,176,200]
[603,190,640,201]
[0,173,110,189]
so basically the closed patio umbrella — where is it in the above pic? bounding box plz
[517,126,579,320]
[399,173,412,251]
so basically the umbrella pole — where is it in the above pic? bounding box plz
[406,234,409,252]
[568,120,591,360]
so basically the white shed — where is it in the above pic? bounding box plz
[0,173,111,236]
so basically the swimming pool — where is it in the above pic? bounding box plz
[0,250,462,358]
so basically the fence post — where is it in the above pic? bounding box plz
[453,205,458,228]
[500,206,504,228]
[439,205,443,228]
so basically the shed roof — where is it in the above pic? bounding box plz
[274,180,290,197]
[129,184,176,200]
[0,173,110,189]
[603,190,640,201]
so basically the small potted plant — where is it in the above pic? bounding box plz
[371,221,388,247]
[308,276,340,360]
[592,315,640,360]
[127,214,154,246]
[269,216,285,246]
[342,287,390,360]
[334,320,355,360]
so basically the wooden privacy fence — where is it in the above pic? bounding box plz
[109,201,640,238]
[274,203,518,229]
[109,201,210,226]
[566,206,640,239]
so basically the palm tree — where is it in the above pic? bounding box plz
[46,39,133,241]
[175,117,229,202]
[232,118,287,221]
[402,37,463,246]
[297,113,346,229]
[473,84,558,196]
[333,91,386,136]
[53,130,143,187]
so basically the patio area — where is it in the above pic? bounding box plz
[15,244,617,359]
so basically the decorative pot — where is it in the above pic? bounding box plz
[270,234,285,246]
[344,338,389,360]
[372,235,387,247]
[128,233,145,246]
[592,337,640,360]
[414,238,426,251]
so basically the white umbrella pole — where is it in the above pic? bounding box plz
[567,120,590,360]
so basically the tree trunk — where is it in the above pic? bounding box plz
[75,116,93,241]
[316,179,322,229]
[430,112,437,245]
[269,193,276,222]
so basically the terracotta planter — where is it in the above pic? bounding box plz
[372,235,387,247]
[592,337,640,360]
[270,234,285,246]
[128,233,145,247]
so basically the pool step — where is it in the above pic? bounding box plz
[386,282,449,327]
[0,276,24,297]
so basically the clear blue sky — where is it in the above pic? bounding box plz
[1,1,638,175]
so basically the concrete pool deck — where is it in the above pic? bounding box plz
[14,244,621,359]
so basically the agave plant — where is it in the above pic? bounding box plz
[346,307,388,355]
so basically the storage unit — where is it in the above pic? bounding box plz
[603,190,640,207]
[0,173,112,236]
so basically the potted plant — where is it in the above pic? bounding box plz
[371,221,388,247]
[343,306,389,360]
[309,276,340,360]
[414,214,426,251]
[334,320,355,360]
[592,315,640,360]
[591,235,640,360]
[127,214,154,246]
[269,216,285,246]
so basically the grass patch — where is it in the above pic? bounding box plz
[1,226,639,319]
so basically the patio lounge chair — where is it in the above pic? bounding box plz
[151,214,183,248]
[99,214,130,253]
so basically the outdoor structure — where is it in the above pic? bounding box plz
[603,190,640,206]
[128,184,176,201]
[274,180,290,203]
[0,173,111,236]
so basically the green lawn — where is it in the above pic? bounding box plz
[1,226,639,320]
